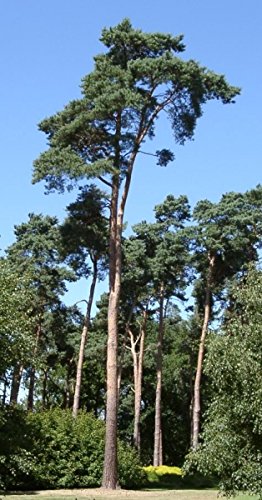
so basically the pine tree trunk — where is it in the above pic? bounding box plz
[10,363,23,404]
[153,285,164,466]
[102,178,120,489]
[27,324,41,411]
[102,119,144,489]
[133,309,147,453]
[73,259,98,417]
[192,254,215,449]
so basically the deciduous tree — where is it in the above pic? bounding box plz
[186,266,262,497]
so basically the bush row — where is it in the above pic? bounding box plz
[0,406,144,490]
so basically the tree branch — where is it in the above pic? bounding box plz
[98,176,113,188]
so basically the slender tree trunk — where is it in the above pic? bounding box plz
[10,363,23,404]
[153,284,164,466]
[27,323,41,411]
[133,309,147,453]
[192,254,215,450]
[117,298,135,395]
[41,368,48,409]
[73,259,98,417]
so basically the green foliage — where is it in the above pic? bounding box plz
[7,214,74,307]
[185,266,262,498]
[191,185,262,302]
[0,408,144,490]
[0,259,34,377]
[0,406,36,490]
[33,19,239,194]
[118,442,146,488]
[60,184,108,278]
[28,409,105,488]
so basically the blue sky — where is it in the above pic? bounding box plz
[0,0,261,306]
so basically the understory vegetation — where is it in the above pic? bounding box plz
[0,408,144,490]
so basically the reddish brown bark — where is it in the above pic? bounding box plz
[102,175,120,489]
[103,109,158,488]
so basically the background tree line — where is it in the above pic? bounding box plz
[1,184,261,495]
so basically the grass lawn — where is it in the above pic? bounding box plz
[2,489,259,500]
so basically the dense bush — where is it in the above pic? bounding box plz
[0,406,36,490]
[143,465,216,489]
[0,407,144,490]
[27,409,105,488]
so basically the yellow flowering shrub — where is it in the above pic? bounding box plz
[143,465,182,483]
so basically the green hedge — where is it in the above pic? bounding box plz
[0,407,144,490]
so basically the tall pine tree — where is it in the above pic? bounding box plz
[33,20,239,487]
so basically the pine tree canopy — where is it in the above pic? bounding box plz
[32,19,240,193]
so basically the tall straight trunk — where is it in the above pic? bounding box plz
[153,284,164,466]
[102,177,121,489]
[27,323,41,411]
[10,363,23,404]
[73,258,98,417]
[132,309,147,453]
[102,113,150,489]
[192,254,215,450]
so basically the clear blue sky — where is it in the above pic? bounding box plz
[0,0,261,305]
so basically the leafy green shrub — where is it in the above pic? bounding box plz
[0,407,144,490]
[118,442,146,488]
[0,406,36,490]
[28,408,105,488]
